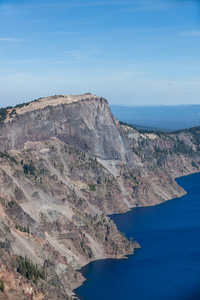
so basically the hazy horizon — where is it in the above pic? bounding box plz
[111,103,200,107]
[111,103,200,130]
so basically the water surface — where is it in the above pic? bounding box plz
[75,172,200,300]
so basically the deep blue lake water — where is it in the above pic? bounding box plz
[75,172,200,300]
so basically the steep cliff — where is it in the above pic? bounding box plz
[0,94,127,161]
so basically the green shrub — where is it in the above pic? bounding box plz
[0,152,18,164]
[17,256,45,284]
[88,184,96,191]
[0,108,8,123]
[0,279,4,292]
[191,161,198,168]
[23,163,36,175]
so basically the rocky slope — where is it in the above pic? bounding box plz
[0,94,199,299]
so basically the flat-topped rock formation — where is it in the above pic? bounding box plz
[12,94,98,116]
[0,94,128,161]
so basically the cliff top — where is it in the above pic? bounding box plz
[0,93,99,123]
[16,93,98,115]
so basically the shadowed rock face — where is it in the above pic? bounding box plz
[0,96,127,161]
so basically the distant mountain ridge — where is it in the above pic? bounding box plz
[111,104,200,131]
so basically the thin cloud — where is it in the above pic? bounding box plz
[118,0,200,12]
[49,31,83,36]
[63,48,100,61]
[63,50,86,60]
[74,38,89,41]
[181,30,200,36]
[8,59,42,64]
[66,1,139,8]
[115,26,166,34]
[0,37,23,42]
[23,1,139,9]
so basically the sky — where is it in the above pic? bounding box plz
[0,0,200,107]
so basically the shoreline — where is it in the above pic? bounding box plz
[72,170,200,299]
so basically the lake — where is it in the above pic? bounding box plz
[75,172,200,300]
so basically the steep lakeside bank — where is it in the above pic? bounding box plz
[0,94,199,299]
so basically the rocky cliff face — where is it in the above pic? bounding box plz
[0,94,127,161]
[0,94,199,299]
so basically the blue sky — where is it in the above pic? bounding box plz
[0,0,200,107]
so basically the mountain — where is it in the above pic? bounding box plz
[1,94,128,161]
[0,94,199,299]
